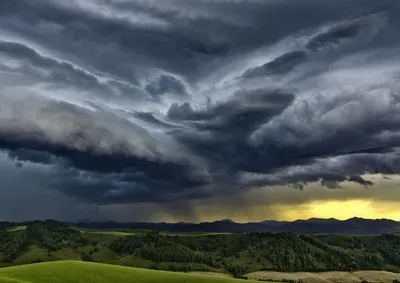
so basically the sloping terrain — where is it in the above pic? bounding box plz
[0,261,257,283]
[246,270,400,283]
[1,220,400,278]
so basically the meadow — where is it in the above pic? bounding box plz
[247,270,400,283]
[2,220,400,281]
[0,260,260,283]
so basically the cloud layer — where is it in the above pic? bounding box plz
[1,0,400,221]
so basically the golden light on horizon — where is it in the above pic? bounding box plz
[269,199,400,222]
[145,175,400,223]
[155,199,400,224]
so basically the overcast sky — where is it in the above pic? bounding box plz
[1,0,400,222]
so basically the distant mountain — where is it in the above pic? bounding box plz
[216,219,236,223]
[62,217,400,235]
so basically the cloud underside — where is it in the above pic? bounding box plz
[1,0,400,210]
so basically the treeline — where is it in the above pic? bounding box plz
[315,234,400,268]
[2,221,400,277]
[110,231,250,277]
[0,229,30,262]
[110,231,400,275]
[0,222,14,230]
[26,220,89,252]
[0,220,89,262]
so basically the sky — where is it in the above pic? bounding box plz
[1,0,400,223]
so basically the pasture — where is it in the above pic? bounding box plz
[0,261,259,283]
[246,270,400,283]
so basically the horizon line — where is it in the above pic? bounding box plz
[2,216,399,224]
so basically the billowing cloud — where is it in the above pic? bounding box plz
[1,0,400,221]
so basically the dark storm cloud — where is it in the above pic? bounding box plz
[0,94,210,204]
[240,10,389,79]
[145,75,188,97]
[7,149,54,165]
[241,51,308,78]
[1,0,400,215]
[167,89,296,176]
[132,111,187,130]
[0,41,106,91]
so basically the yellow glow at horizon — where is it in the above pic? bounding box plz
[277,199,400,221]
[150,175,400,223]
[159,199,400,223]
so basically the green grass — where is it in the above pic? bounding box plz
[164,232,232,237]
[1,244,223,273]
[4,222,400,276]
[86,231,135,236]
[0,261,260,283]
[6,226,27,232]
[84,230,230,237]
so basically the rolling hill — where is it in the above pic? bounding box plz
[2,220,400,279]
[0,260,258,283]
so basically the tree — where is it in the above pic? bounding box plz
[168,263,177,271]
[81,252,94,262]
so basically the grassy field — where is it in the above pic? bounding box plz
[6,226,27,232]
[0,261,259,283]
[168,232,232,237]
[3,221,400,279]
[84,229,230,237]
[246,270,400,283]
[86,230,136,236]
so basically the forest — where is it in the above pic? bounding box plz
[1,220,400,278]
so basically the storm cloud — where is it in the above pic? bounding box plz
[1,0,400,221]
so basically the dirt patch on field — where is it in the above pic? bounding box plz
[246,270,400,283]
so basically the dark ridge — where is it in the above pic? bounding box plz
[5,217,399,235]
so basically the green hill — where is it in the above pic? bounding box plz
[0,261,257,283]
[2,220,400,278]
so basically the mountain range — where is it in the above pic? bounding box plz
[75,217,400,235]
[2,217,399,235]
